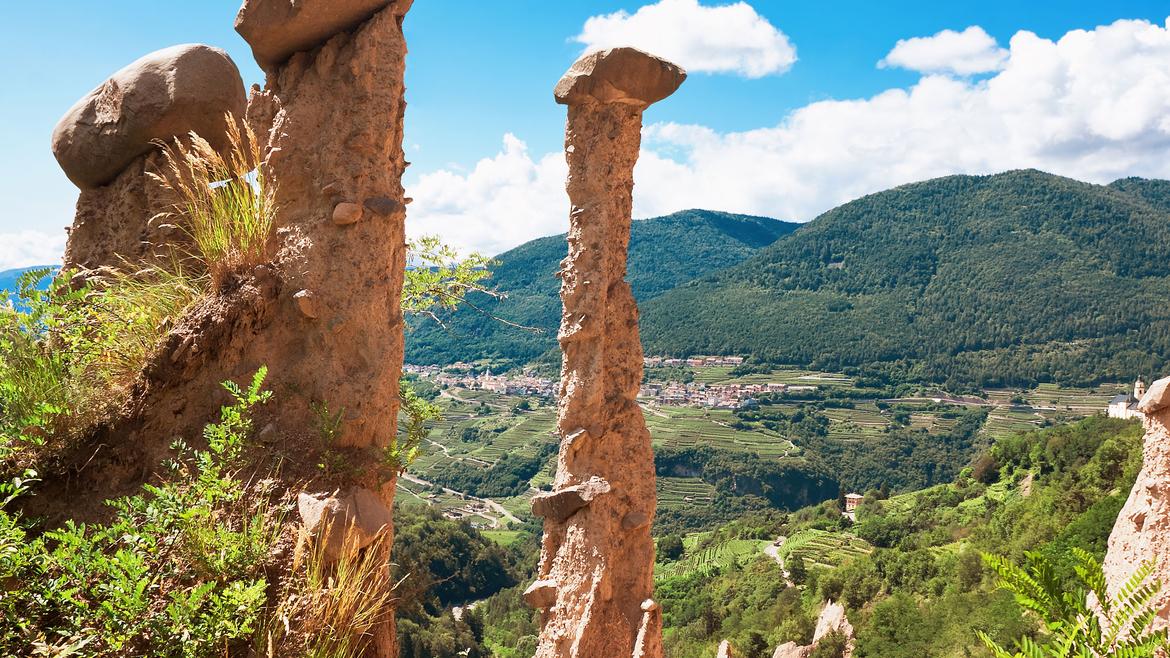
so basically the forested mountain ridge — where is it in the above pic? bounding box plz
[405,209,798,366]
[641,170,1170,388]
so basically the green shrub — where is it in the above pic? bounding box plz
[0,368,279,657]
[0,266,201,474]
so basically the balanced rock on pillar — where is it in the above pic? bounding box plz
[534,48,685,658]
[234,3,413,656]
[52,44,247,271]
[52,44,246,190]
[554,47,686,107]
[235,0,413,68]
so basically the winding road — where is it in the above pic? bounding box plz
[399,472,521,526]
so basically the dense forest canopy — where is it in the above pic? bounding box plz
[641,171,1170,388]
[405,209,797,367]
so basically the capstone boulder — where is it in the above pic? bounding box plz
[51,44,246,190]
[235,0,413,67]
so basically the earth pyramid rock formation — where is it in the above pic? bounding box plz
[235,1,412,654]
[530,47,685,658]
[1101,375,1170,633]
[51,44,246,270]
[46,2,411,654]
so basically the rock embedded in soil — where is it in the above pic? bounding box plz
[530,477,611,523]
[533,48,685,658]
[51,44,246,190]
[523,579,559,610]
[332,201,364,225]
[297,488,393,560]
[293,289,319,318]
[235,0,413,67]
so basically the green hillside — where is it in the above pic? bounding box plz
[641,170,1170,388]
[405,209,797,366]
[0,267,49,293]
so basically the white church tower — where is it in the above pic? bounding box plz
[1108,377,1147,420]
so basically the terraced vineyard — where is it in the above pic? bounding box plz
[980,407,1048,440]
[822,405,888,441]
[657,476,717,511]
[775,529,872,569]
[644,405,797,457]
[656,533,770,580]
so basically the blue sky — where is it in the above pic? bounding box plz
[2,1,1170,267]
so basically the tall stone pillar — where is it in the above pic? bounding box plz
[235,2,413,655]
[236,0,411,452]
[51,44,246,271]
[528,48,685,658]
[1102,377,1170,633]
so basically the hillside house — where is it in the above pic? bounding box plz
[844,493,864,513]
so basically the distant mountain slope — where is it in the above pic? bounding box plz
[406,209,798,366]
[0,268,31,293]
[0,267,53,294]
[641,171,1170,388]
[1108,177,1170,213]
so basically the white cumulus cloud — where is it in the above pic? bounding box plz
[880,26,1009,76]
[407,134,568,257]
[409,18,1170,256]
[0,230,66,271]
[574,0,796,78]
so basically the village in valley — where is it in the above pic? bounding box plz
[407,356,1150,415]
[399,354,1144,533]
[406,355,822,410]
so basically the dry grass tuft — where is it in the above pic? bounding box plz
[265,520,399,658]
[149,114,274,288]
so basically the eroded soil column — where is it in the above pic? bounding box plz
[236,1,413,655]
[237,0,412,455]
[1102,377,1170,632]
[529,48,685,658]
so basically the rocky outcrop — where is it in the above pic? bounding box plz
[298,488,394,561]
[235,0,409,68]
[771,642,809,658]
[528,48,685,658]
[52,44,247,270]
[1101,376,1170,633]
[50,3,412,655]
[773,600,855,658]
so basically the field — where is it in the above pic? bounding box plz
[689,366,853,387]
[396,363,1127,531]
[643,404,797,457]
[657,476,717,511]
[822,405,889,441]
